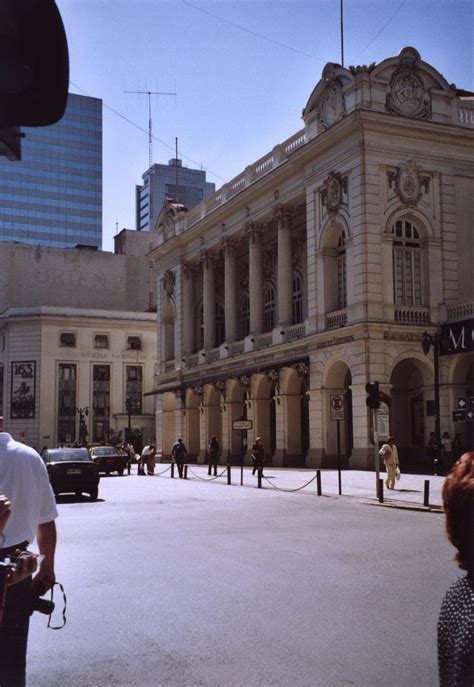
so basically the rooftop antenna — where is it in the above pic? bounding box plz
[124,89,176,168]
[175,137,179,204]
[340,0,344,67]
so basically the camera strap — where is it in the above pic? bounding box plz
[47,582,67,630]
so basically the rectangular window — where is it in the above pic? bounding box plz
[60,332,76,347]
[337,254,347,310]
[0,364,3,416]
[94,334,108,349]
[57,364,76,443]
[126,366,142,415]
[92,365,110,442]
[127,336,142,350]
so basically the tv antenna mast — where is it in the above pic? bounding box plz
[124,89,176,168]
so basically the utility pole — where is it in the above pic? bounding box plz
[124,89,176,168]
[340,0,344,67]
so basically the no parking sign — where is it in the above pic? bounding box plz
[330,395,344,421]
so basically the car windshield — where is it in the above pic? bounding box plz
[46,449,90,463]
[91,447,118,457]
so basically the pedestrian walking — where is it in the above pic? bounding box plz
[171,438,188,478]
[441,432,453,474]
[378,436,400,490]
[141,444,156,476]
[437,451,474,686]
[208,436,221,476]
[251,437,265,477]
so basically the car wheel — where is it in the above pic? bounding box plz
[90,489,98,501]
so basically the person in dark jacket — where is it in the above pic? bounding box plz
[171,438,188,478]
[251,437,265,477]
[208,436,221,476]
[437,452,474,686]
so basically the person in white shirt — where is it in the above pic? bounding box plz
[141,444,156,476]
[378,436,400,490]
[0,416,58,686]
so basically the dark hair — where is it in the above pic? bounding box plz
[442,452,474,571]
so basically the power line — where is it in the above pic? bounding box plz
[182,0,326,63]
[70,80,228,183]
[350,0,407,63]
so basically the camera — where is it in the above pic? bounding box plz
[31,591,55,616]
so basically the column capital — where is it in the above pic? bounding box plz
[245,221,266,242]
[200,248,218,268]
[220,236,240,254]
[182,259,199,278]
[273,203,294,229]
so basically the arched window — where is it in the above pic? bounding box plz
[240,295,250,339]
[392,219,422,306]
[337,231,347,310]
[215,302,225,347]
[163,300,175,361]
[263,284,276,333]
[292,272,304,324]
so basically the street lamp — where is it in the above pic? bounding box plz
[125,395,133,444]
[421,331,440,476]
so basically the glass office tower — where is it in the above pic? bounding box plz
[0,93,102,249]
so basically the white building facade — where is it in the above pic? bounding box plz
[150,48,474,470]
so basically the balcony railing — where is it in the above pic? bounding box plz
[325,309,347,330]
[446,302,474,321]
[458,102,474,127]
[394,306,430,325]
[285,322,306,340]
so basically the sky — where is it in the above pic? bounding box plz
[57,0,474,251]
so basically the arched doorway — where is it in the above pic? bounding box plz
[323,360,353,467]
[390,357,429,469]
[185,389,200,460]
[162,393,176,458]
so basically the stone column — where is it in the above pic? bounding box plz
[275,204,293,328]
[202,250,216,349]
[222,238,239,342]
[182,261,197,355]
[246,222,265,336]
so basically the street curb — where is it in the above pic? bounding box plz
[364,500,444,514]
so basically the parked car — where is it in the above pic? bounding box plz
[42,448,100,500]
[89,445,128,475]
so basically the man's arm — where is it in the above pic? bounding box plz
[32,520,56,594]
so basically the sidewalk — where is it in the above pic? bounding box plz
[180,464,445,511]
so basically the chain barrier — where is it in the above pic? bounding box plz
[155,464,172,476]
[261,474,317,493]
[186,466,228,482]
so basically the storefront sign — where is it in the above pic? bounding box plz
[233,420,253,431]
[10,361,36,419]
[440,318,474,356]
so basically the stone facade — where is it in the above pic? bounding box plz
[0,238,157,449]
[149,48,474,470]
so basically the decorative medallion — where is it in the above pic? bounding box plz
[321,172,347,214]
[238,375,251,389]
[265,369,280,387]
[175,388,184,400]
[385,47,430,120]
[192,385,203,400]
[292,362,309,377]
[387,160,430,206]
[162,270,175,297]
[213,380,226,396]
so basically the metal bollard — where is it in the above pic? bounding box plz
[184,465,188,480]
[423,480,430,507]
[316,470,322,496]
[378,478,384,503]
[227,464,231,485]
[171,463,175,478]
[257,468,262,489]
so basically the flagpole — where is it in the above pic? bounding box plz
[340,0,344,67]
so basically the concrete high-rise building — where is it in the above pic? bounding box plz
[136,158,215,232]
[0,93,102,249]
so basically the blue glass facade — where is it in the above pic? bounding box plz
[0,93,102,249]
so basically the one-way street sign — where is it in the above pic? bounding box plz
[457,397,467,409]
[452,410,466,422]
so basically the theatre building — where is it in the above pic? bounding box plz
[149,48,474,470]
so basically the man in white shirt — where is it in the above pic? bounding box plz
[141,444,156,476]
[0,416,58,687]
[378,436,400,490]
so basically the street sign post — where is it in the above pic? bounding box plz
[457,398,467,410]
[376,403,390,441]
[232,420,253,431]
[452,410,466,423]
[330,395,344,495]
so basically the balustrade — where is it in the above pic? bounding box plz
[394,306,430,325]
[446,302,474,320]
[325,309,348,330]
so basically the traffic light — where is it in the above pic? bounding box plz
[366,381,380,409]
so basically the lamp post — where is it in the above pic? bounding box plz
[125,395,133,444]
[421,331,441,475]
[76,406,89,447]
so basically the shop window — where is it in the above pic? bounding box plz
[60,332,76,347]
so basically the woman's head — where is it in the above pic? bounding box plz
[442,432,450,439]
[442,452,474,571]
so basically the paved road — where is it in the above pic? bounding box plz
[28,471,455,686]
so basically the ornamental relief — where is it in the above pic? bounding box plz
[385,47,431,120]
[318,79,346,130]
[162,270,175,297]
[321,172,348,215]
[387,160,430,207]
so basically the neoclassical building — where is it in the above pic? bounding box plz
[149,47,474,470]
